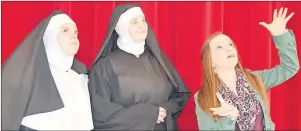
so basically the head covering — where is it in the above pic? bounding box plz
[115,7,145,58]
[94,4,179,88]
[2,10,87,130]
[43,14,75,71]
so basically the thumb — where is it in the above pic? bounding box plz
[259,22,269,29]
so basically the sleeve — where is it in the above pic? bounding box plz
[158,53,191,130]
[194,93,236,130]
[159,53,191,118]
[252,30,300,89]
[88,57,159,130]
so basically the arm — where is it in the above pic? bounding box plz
[252,30,299,89]
[88,58,159,130]
[159,53,191,118]
[194,93,236,130]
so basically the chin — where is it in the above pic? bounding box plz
[70,49,79,55]
[135,38,146,43]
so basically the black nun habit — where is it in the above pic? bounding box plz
[2,11,91,130]
[88,4,191,130]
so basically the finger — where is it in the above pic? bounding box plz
[213,108,224,115]
[282,8,288,19]
[273,9,278,20]
[259,22,269,30]
[213,110,226,116]
[216,92,225,105]
[159,107,166,112]
[157,120,161,123]
[210,108,219,111]
[278,7,284,18]
[159,114,166,118]
[159,116,165,120]
[285,12,294,22]
[219,112,231,116]
[231,117,236,121]
[214,108,229,115]
[159,110,166,113]
[158,117,165,122]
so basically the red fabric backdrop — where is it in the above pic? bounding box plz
[2,1,301,130]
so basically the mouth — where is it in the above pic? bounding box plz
[227,54,235,59]
[137,30,146,33]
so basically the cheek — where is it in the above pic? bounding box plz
[144,26,148,35]
[129,28,137,39]
[58,34,68,44]
[212,51,225,60]
[233,49,238,56]
[143,23,148,30]
[210,51,219,64]
[129,25,136,34]
[212,51,228,66]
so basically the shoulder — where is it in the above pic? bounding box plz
[244,69,260,77]
[194,92,199,101]
[89,56,116,79]
[72,58,88,74]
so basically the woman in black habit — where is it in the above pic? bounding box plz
[88,4,191,130]
[2,11,93,130]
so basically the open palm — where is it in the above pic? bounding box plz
[259,7,294,36]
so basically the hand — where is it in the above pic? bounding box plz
[259,7,294,36]
[210,92,239,121]
[157,107,167,123]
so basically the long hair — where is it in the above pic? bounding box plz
[198,32,269,120]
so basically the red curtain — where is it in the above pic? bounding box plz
[2,2,301,130]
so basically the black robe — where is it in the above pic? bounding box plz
[89,4,191,130]
[1,11,88,130]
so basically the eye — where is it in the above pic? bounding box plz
[217,46,222,49]
[75,30,78,35]
[63,28,68,32]
[229,43,233,46]
[131,20,138,24]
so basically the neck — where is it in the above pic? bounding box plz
[117,37,145,58]
[215,67,237,90]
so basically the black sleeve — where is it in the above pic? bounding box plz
[159,53,191,129]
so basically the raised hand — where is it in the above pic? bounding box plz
[259,7,294,36]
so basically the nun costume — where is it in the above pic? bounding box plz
[2,11,93,130]
[88,4,191,130]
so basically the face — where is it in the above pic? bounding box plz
[209,34,238,69]
[128,14,148,43]
[57,23,79,56]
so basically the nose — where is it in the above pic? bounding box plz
[137,21,145,29]
[71,33,78,39]
[227,45,233,51]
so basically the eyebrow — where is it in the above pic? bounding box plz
[132,17,138,20]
